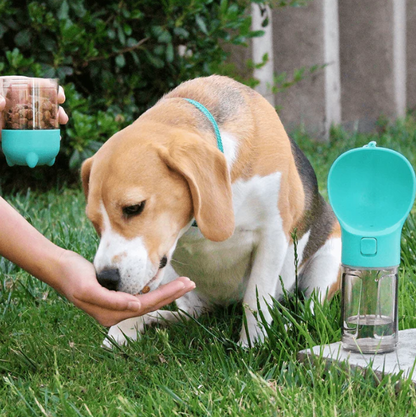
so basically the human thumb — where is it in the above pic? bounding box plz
[0,95,5,112]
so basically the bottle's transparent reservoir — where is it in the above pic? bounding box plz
[341,266,398,353]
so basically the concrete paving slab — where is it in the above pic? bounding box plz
[298,329,416,385]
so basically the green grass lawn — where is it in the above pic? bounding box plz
[1,118,416,416]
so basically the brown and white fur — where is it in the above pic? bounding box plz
[81,75,341,347]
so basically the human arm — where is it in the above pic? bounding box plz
[0,196,195,326]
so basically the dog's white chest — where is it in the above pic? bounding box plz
[171,173,282,305]
[172,227,258,305]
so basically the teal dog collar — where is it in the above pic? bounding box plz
[184,98,224,153]
[184,98,224,227]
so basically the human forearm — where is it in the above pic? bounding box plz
[0,196,65,291]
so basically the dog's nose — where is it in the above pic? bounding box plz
[159,255,168,269]
[96,268,120,291]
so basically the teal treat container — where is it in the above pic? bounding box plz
[1,78,61,168]
[328,142,416,353]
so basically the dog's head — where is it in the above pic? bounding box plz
[81,123,234,294]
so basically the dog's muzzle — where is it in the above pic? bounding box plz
[96,256,168,292]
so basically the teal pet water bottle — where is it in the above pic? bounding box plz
[328,142,416,353]
[1,77,60,168]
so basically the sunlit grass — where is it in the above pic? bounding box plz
[1,118,416,416]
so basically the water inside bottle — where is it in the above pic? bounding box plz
[343,314,396,353]
[341,266,398,353]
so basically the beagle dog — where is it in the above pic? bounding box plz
[81,75,341,347]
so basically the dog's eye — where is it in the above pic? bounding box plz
[123,201,146,218]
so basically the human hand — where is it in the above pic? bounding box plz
[0,76,69,140]
[55,250,196,327]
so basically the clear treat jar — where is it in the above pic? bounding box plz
[1,77,60,168]
[341,266,398,353]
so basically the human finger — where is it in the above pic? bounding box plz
[58,86,65,104]
[58,106,69,125]
[57,86,68,125]
[107,278,194,323]
[134,277,196,314]
[73,280,144,312]
[0,95,4,140]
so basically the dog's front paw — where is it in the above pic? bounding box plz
[238,322,265,348]
[238,306,266,348]
[102,317,145,348]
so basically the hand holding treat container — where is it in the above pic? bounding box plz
[1,77,60,168]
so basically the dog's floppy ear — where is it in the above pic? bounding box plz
[158,136,235,242]
[80,157,94,200]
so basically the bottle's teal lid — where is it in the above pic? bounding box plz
[328,142,416,268]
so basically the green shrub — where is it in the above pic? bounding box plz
[0,0,269,170]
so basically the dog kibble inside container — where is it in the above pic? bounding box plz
[3,79,59,130]
[1,78,61,168]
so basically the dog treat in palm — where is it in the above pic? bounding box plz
[2,78,59,130]
[141,286,150,294]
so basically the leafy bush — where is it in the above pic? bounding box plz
[0,0,270,170]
